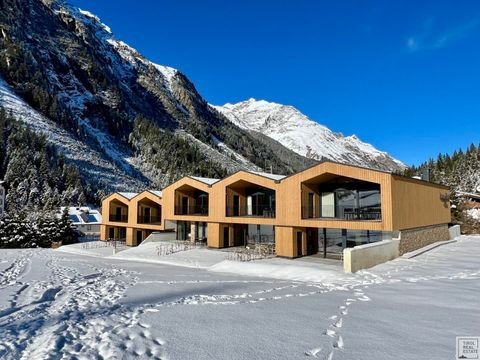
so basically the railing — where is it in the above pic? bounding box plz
[81,239,127,249]
[109,214,128,222]
[226,206,275,218]
[225,244,276,262]
[301,206,381,220]
[137,215,161,224]
[155,241,206,256]
[174,205,208,216]
[246,234,275,244]
[79,234,100,242]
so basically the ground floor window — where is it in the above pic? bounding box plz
[176,221,191,241]
[303,228,391,260]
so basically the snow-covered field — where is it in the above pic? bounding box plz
[0,236,479,360]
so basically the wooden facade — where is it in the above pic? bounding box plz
[100,161,451,257]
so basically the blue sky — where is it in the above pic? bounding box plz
[70,0,480,166]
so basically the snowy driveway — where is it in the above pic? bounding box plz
[0,236,479,360]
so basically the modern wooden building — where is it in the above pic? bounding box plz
[100,161,451,259]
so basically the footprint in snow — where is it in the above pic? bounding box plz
[305,347,322,357]
[333,335,344,350]
[332,318,342,328]
[324,329,336,337]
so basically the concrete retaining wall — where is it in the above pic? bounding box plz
[398,223,450,255]
[449,225,461,240]
[343,240,400,273]
[141,231,177,245]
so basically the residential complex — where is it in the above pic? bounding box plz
[100,161,451,260]
[58,207,102,236]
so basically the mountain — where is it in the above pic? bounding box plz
[0,0,402,210]
[0,0,314,203]
[213,99,405,171]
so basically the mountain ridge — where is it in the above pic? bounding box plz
[212,98,405,171]
[0,0,404,209]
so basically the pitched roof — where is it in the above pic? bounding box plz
[148,190,163,197]
[190,176,220,185]
[249,171,286,181]
[117,192,138,200]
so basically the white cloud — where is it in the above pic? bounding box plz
[406,37,419,52]
[406,17,479,52]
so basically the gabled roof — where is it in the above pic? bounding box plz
[189,176,220,186]
[249,171,286,181]
[148,190,163,197]
[129,190,163,202]
[117,192,138,200]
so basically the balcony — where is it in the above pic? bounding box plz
[226,206,275,218]
[137,215,161,224]
[302,205,381,221]
[174,205,208,216]
[109,214,128,222]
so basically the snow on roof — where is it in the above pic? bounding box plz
[249,171,286,181]
[118,192,138,200]
[148,190,163,198]
[457,191,480,200]
[190,176,220,185]
[59,206,102,225]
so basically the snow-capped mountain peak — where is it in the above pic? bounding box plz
[212,99,405,171]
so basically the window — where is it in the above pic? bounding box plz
[321,192,335,217]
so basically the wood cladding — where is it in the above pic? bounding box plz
[100,162,451,247]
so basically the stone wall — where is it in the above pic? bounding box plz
[399,223,450,255]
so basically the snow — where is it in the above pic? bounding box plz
[466,208,480,220]
[0,77,145,192]
[190,176,220,186]
[211,134,260,169]
[57,206,102,225]
[176,130,261,173]
[78,8,112,33]
[210,258,344,283]
[212,99,406,171]
[249,171,286,181]
[152,63,178,91]
[118,192,139,200]
[0,236,479,359]
[110,242,228,269]
[148,190,163,198]
[56,242,119,258]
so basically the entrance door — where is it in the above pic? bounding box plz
[306,228,318,255]
[223,226,229,248]
[296,232,303,257]
[109,227,114,240]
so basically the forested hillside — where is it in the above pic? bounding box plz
[406,143,480,202]
[0,108,86,211]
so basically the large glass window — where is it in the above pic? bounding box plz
[336,189,356,219]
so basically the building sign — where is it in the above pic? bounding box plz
[457,337,479,359]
